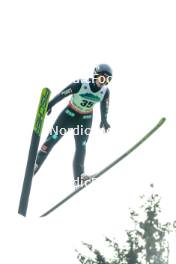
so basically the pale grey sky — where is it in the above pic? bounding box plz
[0,0,176,263]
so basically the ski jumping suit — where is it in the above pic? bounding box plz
[34,78,110,182]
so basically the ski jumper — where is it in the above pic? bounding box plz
[34,78,110,182]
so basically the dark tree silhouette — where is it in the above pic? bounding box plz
[77,187,175,264]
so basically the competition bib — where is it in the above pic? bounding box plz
[70,81,107,113]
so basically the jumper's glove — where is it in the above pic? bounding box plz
[100,120,111,133]
[47,104,52,115]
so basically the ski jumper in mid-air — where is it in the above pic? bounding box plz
[34,64,112,187]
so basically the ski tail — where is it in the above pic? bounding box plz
[40,117,166,217]
[18,88,51,217]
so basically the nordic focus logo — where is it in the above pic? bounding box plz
[73,74,112,85]
[50,125,91,137]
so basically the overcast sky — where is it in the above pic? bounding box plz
[1,0,176,263]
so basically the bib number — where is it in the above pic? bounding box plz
[80,100,94,108]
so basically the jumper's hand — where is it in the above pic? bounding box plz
[100,120,111,133]
[47,105,52,115]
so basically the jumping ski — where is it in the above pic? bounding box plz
[18,88,51,216]
[40,117,166,217]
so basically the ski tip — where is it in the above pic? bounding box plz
[42,87,51,93]
[158,117,166,126]
[40,214,45,218]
